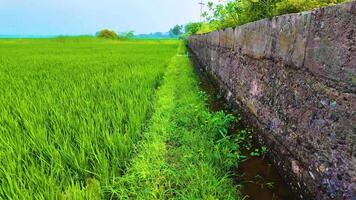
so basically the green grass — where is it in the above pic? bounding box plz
[0,39,242,199]
[110,43,243,199]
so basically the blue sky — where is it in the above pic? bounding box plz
[0,0,206,35]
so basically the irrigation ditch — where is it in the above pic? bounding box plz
[191,54,297,200]
[191,51,298,200]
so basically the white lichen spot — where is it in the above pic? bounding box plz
[292,160,300,174]
[250,79,260,97]
[309,171,315,179]
[227,90,232,100]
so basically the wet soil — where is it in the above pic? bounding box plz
[196,70,297,200]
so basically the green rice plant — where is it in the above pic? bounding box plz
[0,38,178,198]
[0,39,246,199]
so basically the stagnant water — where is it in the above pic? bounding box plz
[196,71,298,200]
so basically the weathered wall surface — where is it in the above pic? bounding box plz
[188,2,355,200]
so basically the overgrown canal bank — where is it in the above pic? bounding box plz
[110,43,246,199]
[192,53,297,200]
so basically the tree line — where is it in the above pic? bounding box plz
[187,0,351,35]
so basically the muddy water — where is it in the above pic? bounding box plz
[196,72,297,200]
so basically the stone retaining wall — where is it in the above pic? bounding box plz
[188,2,355,199]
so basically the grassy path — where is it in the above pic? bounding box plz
[109,43,242,199]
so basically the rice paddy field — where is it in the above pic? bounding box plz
[0,38,242,199]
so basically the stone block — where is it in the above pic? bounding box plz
[225,28,235,49]
[211,31,220,47]
[304,1,356,92]
[271,11,311,69]
[219,29,227,48]
[233,19,273,59]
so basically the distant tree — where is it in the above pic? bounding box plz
[120,31,135,40]
[96,29,118,39]
[125,31,135,38]
[169,25,184,36]
[135,32,172,39]
[184,22,203,35]
[154,32,164,37]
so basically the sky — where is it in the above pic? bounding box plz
[0,0,207,36]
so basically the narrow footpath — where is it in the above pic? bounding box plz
[111,43,242,199]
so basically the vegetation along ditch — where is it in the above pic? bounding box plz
[190,50,299,200]
[1,0,354,199]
